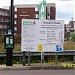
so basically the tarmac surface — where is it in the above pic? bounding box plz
[0,63,74,71]
[0,69,74,75]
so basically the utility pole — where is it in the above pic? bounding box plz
[10,0,14,34]
[5,0,14,66]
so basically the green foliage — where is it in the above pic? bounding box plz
[30,56,41,63]
[70,33,75,42]
[14,35,21,44]
[0,57,6,64]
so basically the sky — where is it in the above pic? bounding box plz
[0,0,74,24]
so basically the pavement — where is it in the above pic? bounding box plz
[0,63,74,71]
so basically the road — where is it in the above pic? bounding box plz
[0,69,75,75]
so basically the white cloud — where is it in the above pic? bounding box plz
[55,1,74,23]
[74,0,75,20]
[0,0,55,7]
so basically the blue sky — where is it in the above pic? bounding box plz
[0,0,74,24]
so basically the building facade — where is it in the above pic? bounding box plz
[15,3,56,34]
[0,8,10,34]
[65,21,75,41]
[0,3,56,35]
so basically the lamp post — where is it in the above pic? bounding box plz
[5,0,14,66]
[10,0,14,34]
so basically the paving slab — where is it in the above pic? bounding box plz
[0,63,74,71]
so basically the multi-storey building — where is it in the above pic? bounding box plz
[0,3,56,35]
[65,21,75,41]
[15,3,56,34]
[0,8,10,34]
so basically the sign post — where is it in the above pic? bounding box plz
[23,51,26,66]
[39,0,46,64]
[4,34,14,66]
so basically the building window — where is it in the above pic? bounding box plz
[3,19,9,22]
[0,18,9,22]
[0,11,9,16]
[0,18,3,22]
[0,31,3,34]
[14,27,17,31]
[35,7,38,11]
[6,13,9,16]
[3,25,7,28]
[14,14,17,18]
[0,25,3,28]
[0,12,2,15]
[0,25,7,28]
[4,31,7,34]
[14,21,17,24]
[35,14,39,18]
[15,8,17,11]
[14,33,17,35]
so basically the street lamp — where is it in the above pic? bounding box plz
[5,0,14,66]
[10,0,14,34]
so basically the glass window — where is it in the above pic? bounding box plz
[0,12,2,15]
[14,27,17,31]
[15,8,17,11]
[3,19,9,22]
[0,18,3,22]
[6,13,9,16]
[14,21,17,24]
[3,25,7,28]
[35,7,38,11]
[35,14,39,18]
[0,11,9,16]
[14,33,17,35]
[0,25,3,28]
[0,31,3,34]
[4,31,7,34]
[14,14,17,18]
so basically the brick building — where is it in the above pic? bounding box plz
[0,8,10,34]
[15,3,56,34]
[0,3,56,35]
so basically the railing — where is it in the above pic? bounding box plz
[0,51,75,57]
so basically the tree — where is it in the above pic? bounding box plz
[70,33,75,42]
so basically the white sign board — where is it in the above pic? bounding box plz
[21,19,64,52]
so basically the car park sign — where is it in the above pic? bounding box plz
[21,19,64,52]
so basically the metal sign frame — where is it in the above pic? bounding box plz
[4,34,14,49]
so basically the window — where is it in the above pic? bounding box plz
[0,12,2,15]
[14,27,17,31]
[14,14,17,18]
[0,25,7,28]
[14,21,17,24]
[35,14,39,18]
[14,33,17,35]
[14,8,17,11]
[4,31,7,34]
[0,18,3,22]
[3,25,7,28]
[0,11,9,16]
[0,31,3,34]
[0,25,3,28]
[3,19,9,22]
[6,13,9,16]
[35,7,38,11]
